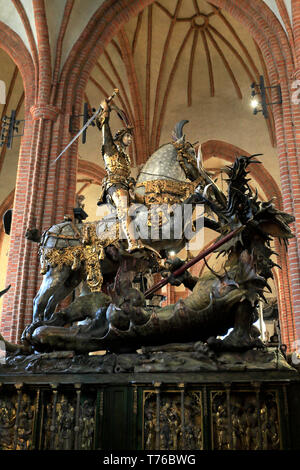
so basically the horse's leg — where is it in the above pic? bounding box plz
[43,269,83,321]
[33,265,72,323]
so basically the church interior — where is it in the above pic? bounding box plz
[0,0,300,452]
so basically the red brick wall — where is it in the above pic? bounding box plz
[0,4,79,341]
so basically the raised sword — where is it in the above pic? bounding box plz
[51,88,119,166]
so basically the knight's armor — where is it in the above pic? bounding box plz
[99,109,141,252]
[99,108,132,192]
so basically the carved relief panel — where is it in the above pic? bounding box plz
[0,387,37,450]
[40,388,96,450]
[211,389,281,450]
[143,389,203,450]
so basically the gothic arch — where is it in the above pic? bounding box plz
[0,21,35,111]
[77,160,106,184]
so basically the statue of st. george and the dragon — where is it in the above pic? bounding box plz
[0,90,295,372]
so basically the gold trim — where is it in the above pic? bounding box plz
[104,151,131,180]
[40,224,107,292]
[142,388,203,450]
[136,179,195,205]
[133,385,138,415]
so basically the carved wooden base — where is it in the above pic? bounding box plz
[0,368,299,450]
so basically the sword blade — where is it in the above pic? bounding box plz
[51,104,103,166]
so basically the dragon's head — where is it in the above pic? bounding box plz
[206,155,294,297]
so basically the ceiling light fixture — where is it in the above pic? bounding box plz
[250,97,259,109]
[250,75,282,119]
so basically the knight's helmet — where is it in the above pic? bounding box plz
[113,127,134,144]
[111,105,134,147]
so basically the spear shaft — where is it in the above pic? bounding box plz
[144,227,242,298]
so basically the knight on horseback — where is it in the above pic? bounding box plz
[97,98,144,253]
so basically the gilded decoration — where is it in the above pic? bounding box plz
[41,175,202,282]
[103,151,131,182]
[136,179,199,206]
[211,390,281,450]
[0,390,36,450]
[143,390,203,450]
[40,224,106,292]
[39,391,96,450]
[136,178,202,228]
[15,393,36,450]
[173,142,198,175]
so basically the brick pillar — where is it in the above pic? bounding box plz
[292,1,300,76]
[0,105,78,342]
[0,0,79,342]
[289,1,300,349]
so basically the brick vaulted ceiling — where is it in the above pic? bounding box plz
[85,0,277,164]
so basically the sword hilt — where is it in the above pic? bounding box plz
[96,89,119,129]
[100,88,119,112]
[107,88,119,104]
